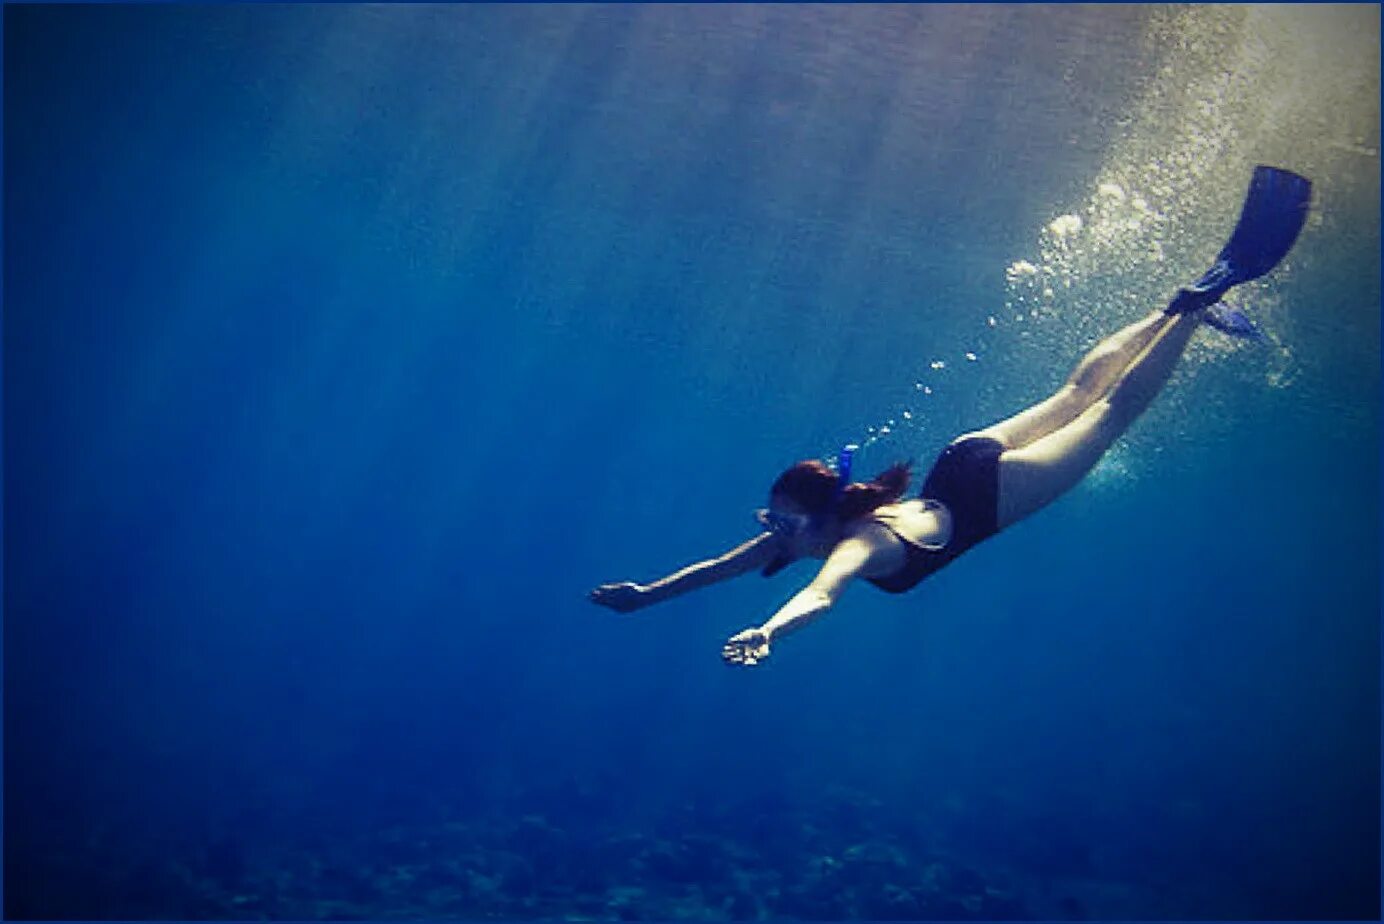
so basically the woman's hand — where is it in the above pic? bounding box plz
[722,626,771,666]
[589,582,649,613]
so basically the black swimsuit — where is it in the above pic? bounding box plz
[864,435,1006,594]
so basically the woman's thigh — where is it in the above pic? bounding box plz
[993,401,1119,528]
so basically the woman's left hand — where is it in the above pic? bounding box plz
[722,627,771,666]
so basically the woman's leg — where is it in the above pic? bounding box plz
[976,309,1177,452]
[994,309,1202,528]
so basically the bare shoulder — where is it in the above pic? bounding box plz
[824,520,906,583]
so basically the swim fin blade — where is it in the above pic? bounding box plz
[1166,165,1312,314]
[1203,303,1264,340]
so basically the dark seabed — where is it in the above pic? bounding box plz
[4,4,1380,921]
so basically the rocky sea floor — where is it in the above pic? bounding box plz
[10,785,1218,920]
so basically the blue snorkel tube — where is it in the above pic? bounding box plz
[832,443,858,502]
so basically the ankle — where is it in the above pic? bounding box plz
[1165,287,1215,316]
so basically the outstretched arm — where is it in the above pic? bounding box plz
[722,535,878,666]
[590,532,779,613]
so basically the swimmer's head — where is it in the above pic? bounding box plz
[767,461,840,521]
[766,458,913,526]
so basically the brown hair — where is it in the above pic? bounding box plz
[770,459,913,523]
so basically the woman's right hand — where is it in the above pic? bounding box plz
[721,626,771,666]
[589,581,649,613]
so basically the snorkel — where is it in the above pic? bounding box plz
[833,443,858,502]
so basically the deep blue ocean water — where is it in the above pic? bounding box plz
[4,5,1380,920]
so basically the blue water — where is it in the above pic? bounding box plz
[5,5,1379,920]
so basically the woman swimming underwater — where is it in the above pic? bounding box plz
[590,166,1312,667]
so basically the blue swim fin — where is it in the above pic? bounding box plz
[1203,303,1264,341]
[1166,166,1312,315]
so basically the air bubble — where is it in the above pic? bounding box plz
[1047,214,1083,237]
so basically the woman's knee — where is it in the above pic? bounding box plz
[1070,344,1125,395]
